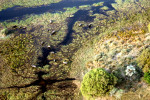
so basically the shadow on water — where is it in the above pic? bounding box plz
[37,47,57,67]
[31,0,117,66]
[60,0,116,45]
[59,10,96,45]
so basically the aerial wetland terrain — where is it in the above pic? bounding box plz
[0,0,150,100]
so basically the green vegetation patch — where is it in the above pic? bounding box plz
[101,6,109,10]
[0,34,34,70]
[92,2,104,7]
[80,68,117,99]
[144,70,150,84]
[137,48,150,73]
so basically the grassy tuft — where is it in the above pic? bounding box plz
[144,70,150,84]
[136,48,150,73]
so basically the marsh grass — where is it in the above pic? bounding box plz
[79,5,91,10]
[92,2,104,7]
[0,86,39,100]
[0,0,150,99]
[70,1,150,99]
[0,34,34,70]
[100,6,109,10]
[2,7,78,47]
[0,0,62,11]
[137,48,150,73]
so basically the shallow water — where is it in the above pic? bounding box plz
[0,0,115,21]
[0,0,118,66]
[0,0,117,45]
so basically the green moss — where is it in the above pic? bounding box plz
[136,48,150,73]
[80,68,117,99]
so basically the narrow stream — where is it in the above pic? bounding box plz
[60,1,116,45]
[1,0,118,67]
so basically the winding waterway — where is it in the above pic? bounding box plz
[0,0,118,66]
[0,0,146,99]
[0,0,117,46]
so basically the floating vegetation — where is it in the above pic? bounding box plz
[92,2,104,7]
[79,5,91,10]
[101,6,109,10]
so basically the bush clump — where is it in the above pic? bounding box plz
[144,70,150,84]
[136,48,150,73]
[80,68,117,99]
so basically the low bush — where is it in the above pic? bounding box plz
[80,68,117,99]
[144,70,150,84]
[136,48,150,72]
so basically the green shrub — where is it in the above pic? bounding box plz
[80,68,117,99]
[144,70,150,84]
[136,48,150,72]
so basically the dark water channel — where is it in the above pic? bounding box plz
[0,0,115,21]
[0,0,117,99]
[60,1,116,45]
[0,0,116,55]
[0,0,116,46]
[35,0,116,66]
